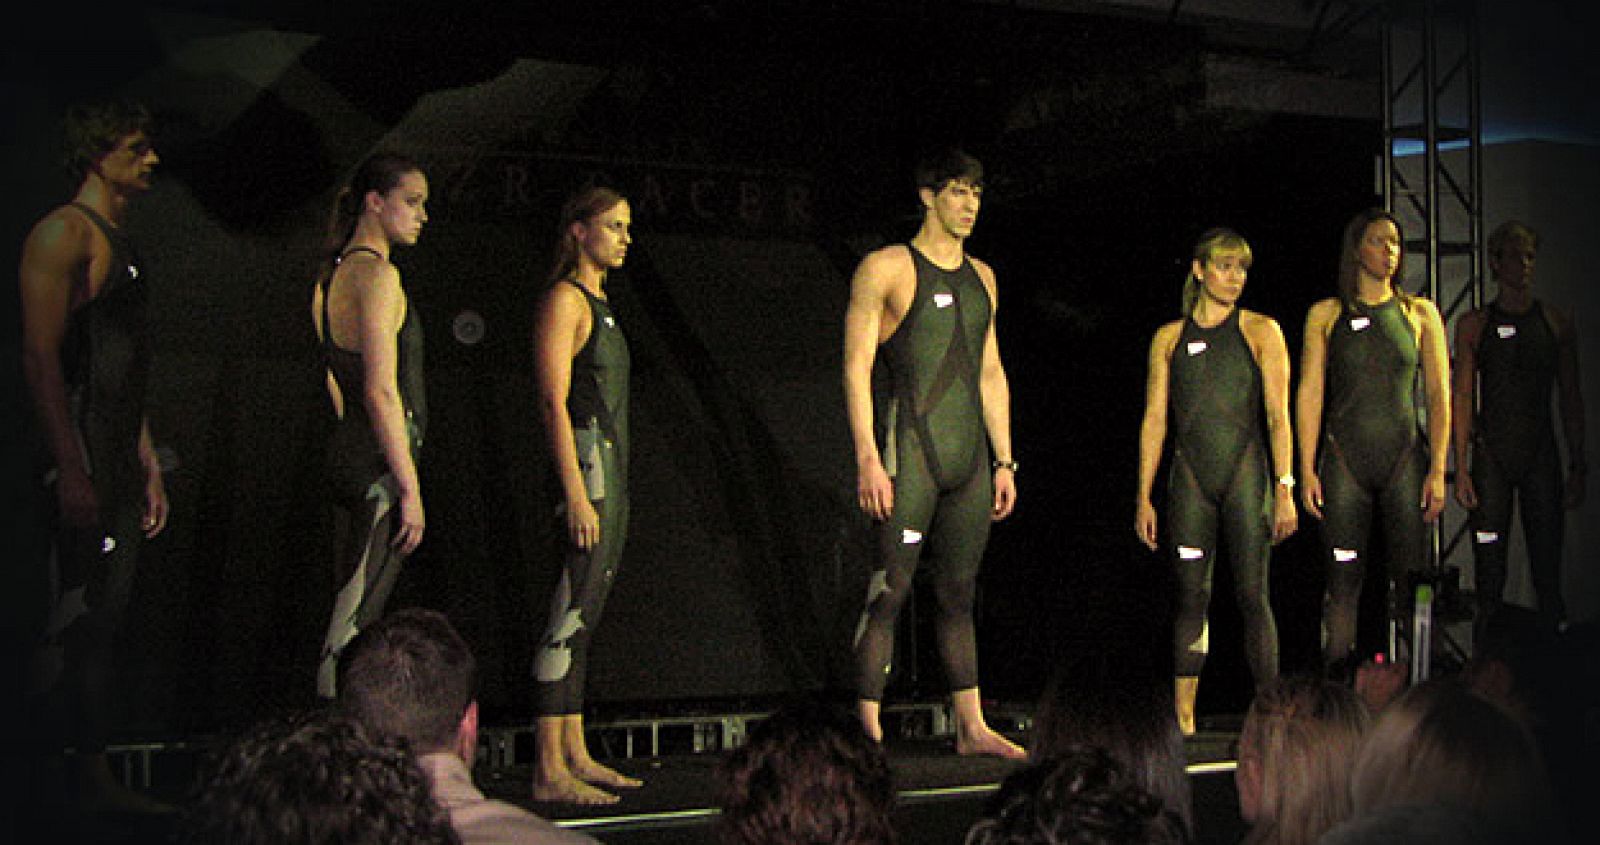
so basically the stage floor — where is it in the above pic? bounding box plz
[43,721,1246,844]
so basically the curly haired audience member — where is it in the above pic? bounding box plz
[964,745,1189,845]
[1030,659,1192,836]
[180,708,458,844]
[717,697,896,845]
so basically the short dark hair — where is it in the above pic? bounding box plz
[914,148,984,193]
[965,745,1190,845]
[181,709,458,845]
[337,608,476,754]
[61,100,152,182]
[718,696,897,845]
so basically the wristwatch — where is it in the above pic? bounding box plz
[1276,474,1296,489]
[992,460,1020,473]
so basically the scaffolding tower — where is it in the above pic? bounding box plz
[1380,0,1482,664]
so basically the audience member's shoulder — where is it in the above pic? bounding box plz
[1318,802,1528,845]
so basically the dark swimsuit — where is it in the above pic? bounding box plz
[534,281,631,716]
[35,202,152,752]
[1165,308,1278,683]
[314,245,427,697]
[855,246,993,700]
[1469,301,1566,636]
[1317,297,1429,665]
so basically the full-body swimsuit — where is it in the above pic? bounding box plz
[855,246,992,700]
[1166,309,1279,684]
[1470,301,1566,632]
[32,203,151,752]
[316,246,427,697]
[1317,297,1429,665]
[534,282,630,715]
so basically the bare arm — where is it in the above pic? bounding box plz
[1416,299,1452,521]
[1135,324,1177,550]
[350,261,425,553]
[533,284,600,548]
[843,250,895,521]
[1553,306,1587,507]
[1450,311,1484,508]
[1249,313,1299,543]
[1296,300,1336,519]
[973,260,1016,521]
[19,211,98,528]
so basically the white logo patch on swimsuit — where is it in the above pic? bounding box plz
[1186,340,1208,356]
[1177,545,1206,560]
[604,316,616,328]
[101,536,117,554]
[1496,325,1517,340]
[1333,547,1359,563]
[1475,531,1501,544]
[128,265,139,279]
[1349,316,1371,331]
[901,528,924,545]
[933,292,955,308]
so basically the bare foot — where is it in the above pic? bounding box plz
[955,725,1026,760]
[572,759,643,790]
[531,772,620,806]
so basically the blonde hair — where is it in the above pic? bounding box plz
[1350,679,1549,825]
[1239,676,1369,845]
[1182,227,1252,316]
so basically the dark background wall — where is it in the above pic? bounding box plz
[4,1,1378,737]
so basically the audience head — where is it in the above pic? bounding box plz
[337,608,478,761]
[1348,678,1550,830]
[964,744,1189,845]
[717,696,896,845]
[1031,659,1192,835]
[181,708,458,844]
[1235,674,1370,845]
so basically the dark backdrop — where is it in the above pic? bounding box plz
[3,2,1379,737]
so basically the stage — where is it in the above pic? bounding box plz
[58,702,1246,844]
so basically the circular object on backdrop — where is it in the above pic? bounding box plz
[453,310,486,346]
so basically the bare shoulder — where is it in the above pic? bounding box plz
[1150,319,1182,356]
[23,205,94,257]
[1541,300,1577,337]
[1410,295,1443,321]
[1239,308,1283,335]
[858,243,914,277]
[1306,297,1340,325]
[1455,306,1487,336]
[967,253,996,280]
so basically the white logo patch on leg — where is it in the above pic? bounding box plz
[1474,531,1500,544]
[1333,547,1359,563]
[901,528,923,545]
[1177,545,1205,560]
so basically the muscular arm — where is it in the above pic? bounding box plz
[1296,300,1336,519]
[19,211,98,527]
[533,284,599,548]
[1416,299,1452,521]
[350,262,425,553]
[1450,311,1485,508]
[1250,313,1299,543]
[974,261,1016,520]
[1553,306,1587,507]
[843,250,895,521]
[1135,324,1177,550]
